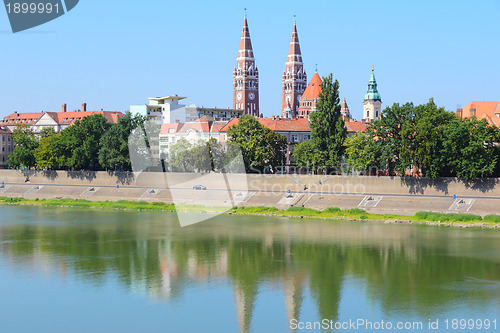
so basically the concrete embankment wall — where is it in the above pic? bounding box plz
[0,170,499,216]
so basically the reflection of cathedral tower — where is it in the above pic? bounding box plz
[284,275,306,331]
[363,67,382,122]
[282,18,307,118]
[233,284,257,333]
[233,11,259,116]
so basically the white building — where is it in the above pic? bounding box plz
[130,95,244,124]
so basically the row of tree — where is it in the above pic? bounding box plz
[344,99,500,180]
[8,113,146,171]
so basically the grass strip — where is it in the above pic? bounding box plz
[0,196,498,225]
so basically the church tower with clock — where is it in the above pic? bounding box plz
[281,18,307,118]
[233,12,259,117]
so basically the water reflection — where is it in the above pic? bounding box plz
[0,206,499,332]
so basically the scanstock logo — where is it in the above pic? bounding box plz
[4,0,79,33]
[128,114,249,228]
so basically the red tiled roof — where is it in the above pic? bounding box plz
[54,111,124,126]
[210,121,229,133]
[458,102,500,127]
[345,121,366,133]
[300,73,322,101]
[220,117,310,132]
[259,117,310,132]
[219,118,239,132]
[160,123,183,135]
[200,116,366,135]
[1,112,43,125]
[1,111,124,126]
[179,122,210,133]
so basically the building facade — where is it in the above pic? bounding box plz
[282,21,307,118]
[130,95,244,124]
[0,127,13,168]
[363,68,382,122]
[0,104,124,135]
[233,13,259,117]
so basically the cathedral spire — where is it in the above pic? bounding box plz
[233,13,259,116]
[282,18,307,118]
[238,13,254,60]
[287,19,302,64]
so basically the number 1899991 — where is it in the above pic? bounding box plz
[444,319,496,330]
[6,2,60,14]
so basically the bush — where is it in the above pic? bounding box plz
[415,211,482,222]
[2,197,25,203]
[483,215,500,223]
[237,206,279,213]
[359,215,368,220]
[287,206,306,212]
[286,206,320,215]
[343,208,367,215]
[323,207,341,213]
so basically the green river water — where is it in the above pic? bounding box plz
[0,205,499,332]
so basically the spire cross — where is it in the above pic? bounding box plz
[244,8,247,19]
[372,64,374,71]
[315,64,318,72]
[294,15,296,25]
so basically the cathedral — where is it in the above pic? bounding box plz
[232,12,259,117]
[232,14,381,122]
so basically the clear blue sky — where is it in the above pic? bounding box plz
[0,0,498,120]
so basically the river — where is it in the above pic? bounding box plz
[0,205,499,332]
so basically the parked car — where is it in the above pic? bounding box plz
[193,185,207,190]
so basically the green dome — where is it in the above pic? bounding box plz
[364,71,381,101]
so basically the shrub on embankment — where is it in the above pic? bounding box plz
[414,211,483,222]
[0,197,176,211]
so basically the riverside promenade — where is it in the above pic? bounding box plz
[1,170,499,216]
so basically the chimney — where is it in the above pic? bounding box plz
[82,103,87,112]
[62,103,67,113]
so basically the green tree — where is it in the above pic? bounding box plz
[190,140,212,172]
[169,138,192,172]
[57,114,111,170]
[99,113,146,171]
[293,140,322,173]
[35,131,61,170]
[8,124,39,168]
[308,73,347,172]
[40,127,56,139]
[344,132,374,172]
[442,117,500,180]
[401,98,455,178]
[367,102,416,174]
[227,115,287,173]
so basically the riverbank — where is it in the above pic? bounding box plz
[1,196,499,229]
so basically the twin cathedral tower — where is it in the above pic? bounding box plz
[232,13,382,121]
